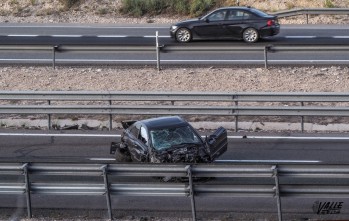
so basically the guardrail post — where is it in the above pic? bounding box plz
[109,100,113,131]
[156,31,161,71]
[234,98,239,132]
[48,100,51,130]
[264,46,270,69]
[306,14,309,24]
[102,165,113,220]
[272,165,283,221]
[23,163,32,218]
[186,165,197,221]
[52,45,58,70]
[301,102,304,133]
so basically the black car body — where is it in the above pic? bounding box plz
[170,6,280,43]
[110,116,227,163]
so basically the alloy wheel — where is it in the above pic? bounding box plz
[175,28,192,43]
[243,28,259,43]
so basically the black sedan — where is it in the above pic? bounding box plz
[110,116,227,163]
[170,6,280,43]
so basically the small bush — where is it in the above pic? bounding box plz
[59,0,81,10]
[97,7,108,15]
[323,0,335,8]
[120,0,217,17]
[172,0,190,15]
[190,0,215,16]
[285,2,295,10]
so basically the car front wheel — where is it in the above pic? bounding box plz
[243,28,259,43]
[175,28,192,43]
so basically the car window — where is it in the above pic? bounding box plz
[227,10,246,20]
[207,10,227,21]
[243,12,252,20]
[150,126,201,151]
[139,126,149,145]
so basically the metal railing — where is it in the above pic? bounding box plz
[273,8,349,24]
[1,43,349,69]
[2,91,349,132]
[1,162,349,221]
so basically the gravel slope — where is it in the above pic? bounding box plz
[0,66,348,92]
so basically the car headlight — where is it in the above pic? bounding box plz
[171,25,178,31]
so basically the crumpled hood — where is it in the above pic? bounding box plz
[150,144,210,163]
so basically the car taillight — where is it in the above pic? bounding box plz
[267,20,274,26]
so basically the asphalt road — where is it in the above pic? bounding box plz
[1,130,349,220]
[0,24,349,65]
[1,130,349,164]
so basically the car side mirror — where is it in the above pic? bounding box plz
[205,18,210,23]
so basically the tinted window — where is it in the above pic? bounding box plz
[208,10,227,21]
[227,10,245,20]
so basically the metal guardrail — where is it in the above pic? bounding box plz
[1,162,349,221]
[1,43,349,69]
[1,91,349,132]
[273,8,349,23]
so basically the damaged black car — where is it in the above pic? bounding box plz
[110,116,227,163]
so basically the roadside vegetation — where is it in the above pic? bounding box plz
[119,0,231,17]
[0,0,346,18]
[119,0,340,17]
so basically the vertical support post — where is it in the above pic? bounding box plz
[156,31,161,71]
[102,165,113,220]
[235,100,239,132]
[52,46,58,70]
[48,100,51,130]
[301,102,304,133]
[186,165,197,221]
[306,14,309,24]
[236,0,239,6]
[171,101,175,105]
[23,163,32,219]
[109,100,113,131]
[272,165,283,221]
[264,46,269,69]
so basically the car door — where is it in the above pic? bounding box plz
[127,123,149,162]
[193,9,228,37]
[223,9,245,38]
[206,126,228,160]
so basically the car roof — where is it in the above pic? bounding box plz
[215,6,253,10]
[140,116,188,130]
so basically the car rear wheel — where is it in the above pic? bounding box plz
[175,28,192,43]
[243,28,259,43]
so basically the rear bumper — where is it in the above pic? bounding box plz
[260,25,280,37]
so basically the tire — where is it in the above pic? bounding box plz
[175,28,192,43]
[242,28,259,43]
[115,146,131,162]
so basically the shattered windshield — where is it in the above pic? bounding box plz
[150,126,201,151]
